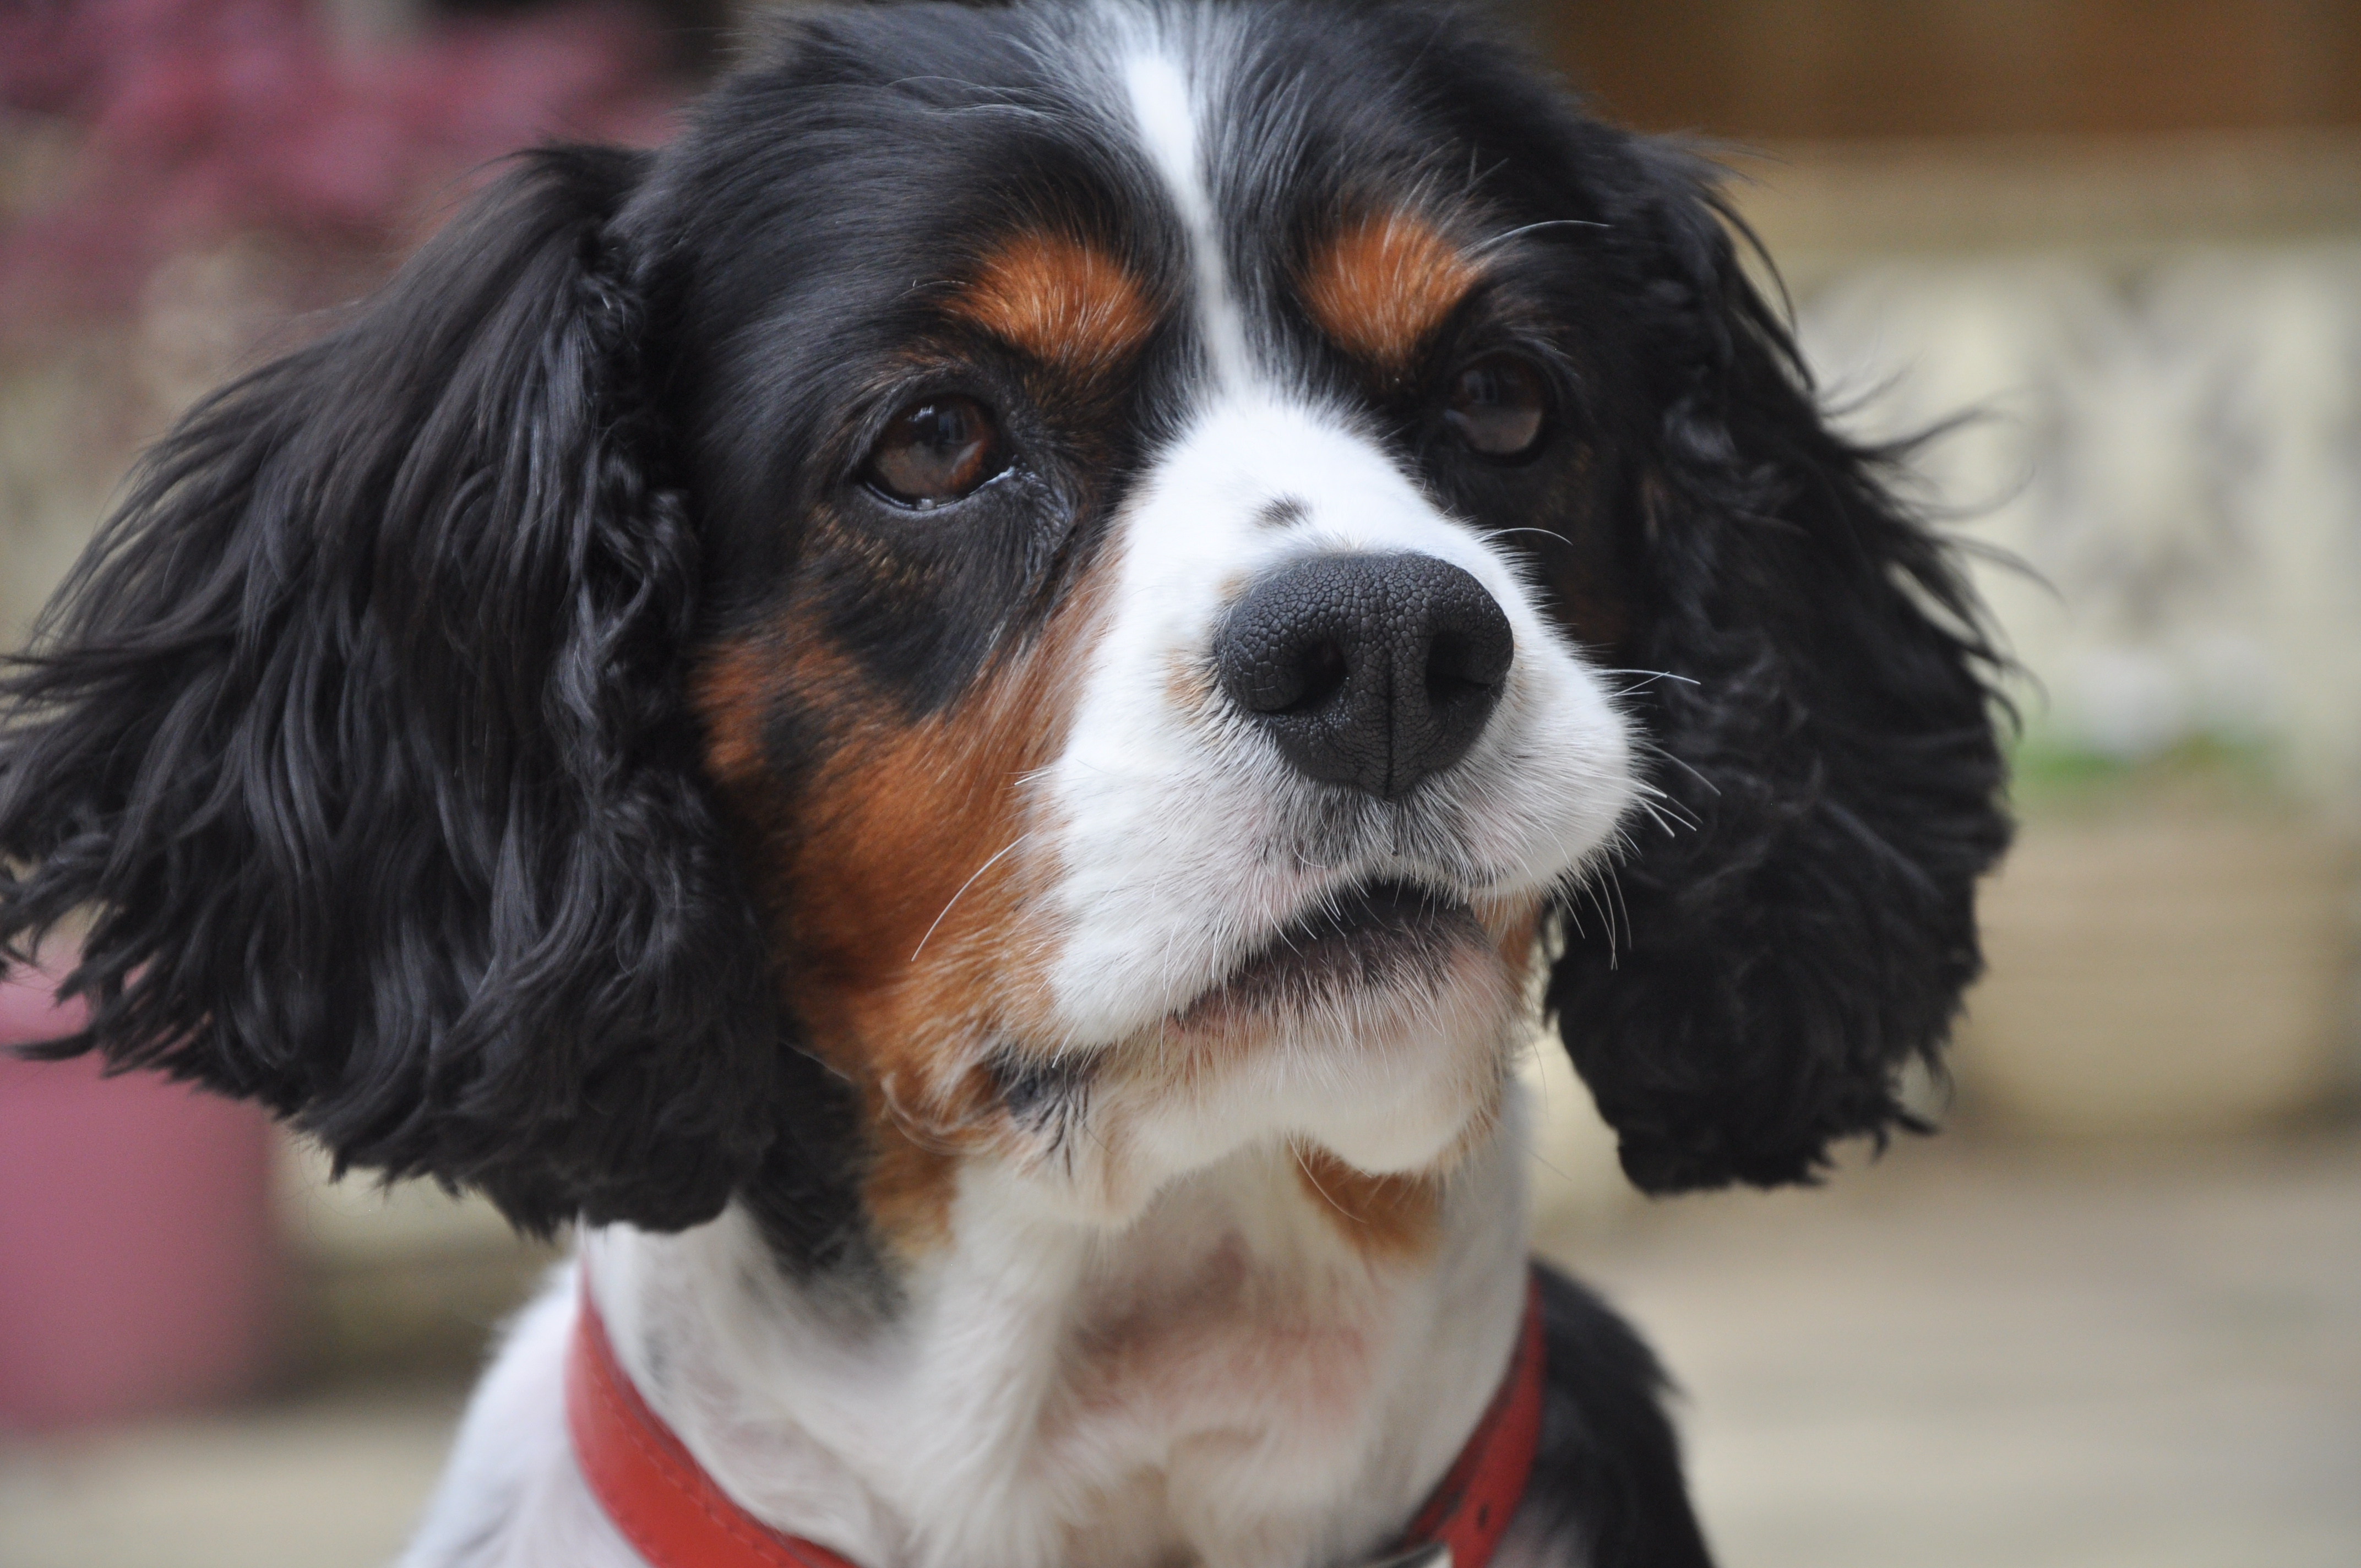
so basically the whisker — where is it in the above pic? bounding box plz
[1594,669,1701,687]
[1524,1145,1580,1188]
[1292,1144,1359,1224]
[1603,865,1634,962]
[1468,218,1609,256]
[1485,526,1570,550]
[1636,738,1721,798]
[911,833,1033,961]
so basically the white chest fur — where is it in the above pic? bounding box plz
[405,1104,1535,1568]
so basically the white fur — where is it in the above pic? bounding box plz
[397,1105,1533,1568]
[394,1270,633,1568]
[396,14,1636,1568]
[1039,390,1634,1051]
[1018,29,1636,1198]
[1119,47,1254,390]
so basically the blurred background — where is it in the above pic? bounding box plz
[1,1,2355,1564]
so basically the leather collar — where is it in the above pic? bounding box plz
[567,1268,1547,1568]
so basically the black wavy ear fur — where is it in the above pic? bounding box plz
[0,148,787,1234]
[1546,140,2013,1195]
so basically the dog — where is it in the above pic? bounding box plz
[0,2,2010,1564]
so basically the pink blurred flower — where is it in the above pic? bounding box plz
[0,0,684,329]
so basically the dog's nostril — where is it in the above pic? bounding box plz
[1214,552,1513,799]
[1426,630,1508,705]
[1274,640,1348,715]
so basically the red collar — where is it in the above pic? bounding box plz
[567,1268,1547,1568]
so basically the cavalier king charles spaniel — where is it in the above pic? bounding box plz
[0,3,2008,1565]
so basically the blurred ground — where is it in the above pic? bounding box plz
[3,1126,2355,1568]
[1555,1129,2361,1568]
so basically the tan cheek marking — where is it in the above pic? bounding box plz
[950,232,1155,381]
[1163,649,1219,723]
[1293,1143,1442,1260]
[1301,212,1482,374]
[694,638,788,793]
[862,1096,967,1255]
[1478,896,1544,970]
[692,553,1118,1259]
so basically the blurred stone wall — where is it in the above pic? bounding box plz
[1723,134,2361,1134]
[1,244,302,648]
[1738,135,2361,804]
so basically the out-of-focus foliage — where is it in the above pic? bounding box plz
[0,0,682,335]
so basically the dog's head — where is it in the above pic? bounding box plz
[0,1,2008,1254]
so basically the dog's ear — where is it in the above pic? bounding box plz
[1544,139,2012,1194]
[0,148,787,1234]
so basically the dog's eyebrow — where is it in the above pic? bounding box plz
[1301,211,1483,373]
[948,231,1156,379]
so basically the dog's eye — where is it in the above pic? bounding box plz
[864,396,1007,507]
[1443,353,1548,460]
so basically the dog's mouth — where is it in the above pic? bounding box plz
[1176,879,1488,1024]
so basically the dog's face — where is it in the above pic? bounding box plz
[0,1,2009,1257]
[678,10,1644,1239]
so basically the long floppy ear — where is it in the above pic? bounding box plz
[0,148,786,1234]
[1546,140,2012,1194]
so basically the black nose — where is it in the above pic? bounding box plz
[1214,553,1513,799]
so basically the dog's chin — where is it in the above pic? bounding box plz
[1145,879,1527,1175]
[993,880,1533,1224]
[1172,879,1495,1033]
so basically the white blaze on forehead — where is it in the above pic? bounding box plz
[1119,47,1252,392]
[1019,15,1638,1117]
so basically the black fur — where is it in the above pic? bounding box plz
[1537,140,2012,1195]
[0,4,2008,1557]
[1510,1264,1717,1568]
[0,0,2005,1233]
[0,147,798,1234]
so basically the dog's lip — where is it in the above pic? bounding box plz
[1174,878,1487,1022]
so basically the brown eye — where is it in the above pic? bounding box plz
[864,396,1006,507]
[1443,353,1548,459]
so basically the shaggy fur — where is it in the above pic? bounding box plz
[1,4,2008,1565]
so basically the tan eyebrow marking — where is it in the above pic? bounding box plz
[949,231,1156,379]
[1301,211,1482,373]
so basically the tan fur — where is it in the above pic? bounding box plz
[692,535,1118,1256]
[1291,1144,1444,1259]
[1301,213,1482,374]
[951,232,1157,382]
